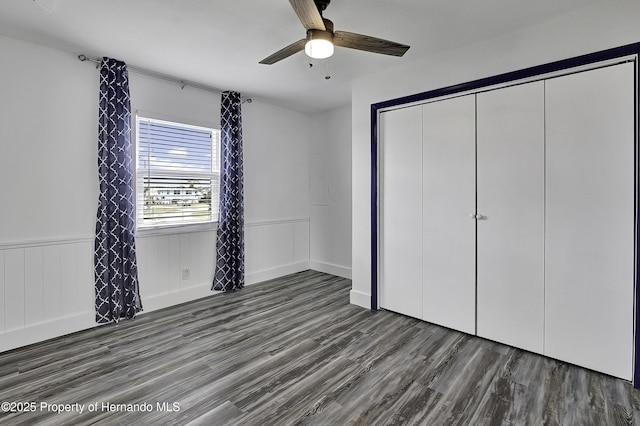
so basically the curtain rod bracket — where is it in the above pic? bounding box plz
[78,54,98,68]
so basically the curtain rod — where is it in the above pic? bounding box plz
[78,54,252,103]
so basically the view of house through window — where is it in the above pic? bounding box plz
[136,116,220,227]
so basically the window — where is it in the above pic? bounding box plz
[136,116,220,228]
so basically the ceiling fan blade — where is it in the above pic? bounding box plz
[259,39,307,65]
[334,31,410,57]
[289,0,326,30]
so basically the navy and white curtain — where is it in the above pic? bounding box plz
[213,91,245,292]
[94,57,143,323]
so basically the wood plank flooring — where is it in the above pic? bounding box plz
[0,270,639,425]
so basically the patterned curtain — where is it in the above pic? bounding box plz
[94,57,143,323]
[213,91,245,292]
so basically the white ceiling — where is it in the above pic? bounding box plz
[0,0,602,113]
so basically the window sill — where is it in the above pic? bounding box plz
[136,221,218,237]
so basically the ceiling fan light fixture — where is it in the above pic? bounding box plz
[258,0,409,65]
[305,29,334,59]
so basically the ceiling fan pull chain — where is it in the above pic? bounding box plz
[325,58,331,80]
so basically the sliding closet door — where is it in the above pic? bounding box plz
[422,95,476,334]
[545,62,635,380]
[379,105,423,319]
[476,82,545,353]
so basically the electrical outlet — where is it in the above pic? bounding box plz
[182,268,191,280]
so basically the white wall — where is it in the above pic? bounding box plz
[0,36,97,243]
[243,101,311,223]
[351,1,640,308]
[0,34,312,352]
[309,104,352,278]
[242,100,312,281]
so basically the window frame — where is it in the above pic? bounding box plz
[134,112,221,235]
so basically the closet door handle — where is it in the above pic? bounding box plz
[476,214,487,220]
[470,213,477,219]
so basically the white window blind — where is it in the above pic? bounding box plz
[136,116,220,227]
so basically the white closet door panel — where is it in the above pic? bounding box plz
[545,63,635,380]
[476,82,545,354]
[422,95,476,334]
[379,105,423,319]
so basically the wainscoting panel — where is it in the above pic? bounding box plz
[0,218,311,353]
[169,234,182,292]
[42,245,62,322]
[136,230,217,312]
[24,246,44,327]
[188,230,216,288]
[245,218,310,283]
[135,236,151,297]
[0,239,95,353]
[157,235,172,295]
[294,220,311,264]
[246,223,293,273]
[4,248,26,332]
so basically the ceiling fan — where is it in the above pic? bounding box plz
[259,0,410,65]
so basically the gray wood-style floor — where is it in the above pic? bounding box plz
[1,270,639,425]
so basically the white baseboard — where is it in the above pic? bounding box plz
[141,284,219,313]
[143,262,314,312]
[0,261,313,354]
[350,289,371,309]
[309,261,352,279]
[245,261,310,285]
[0,313,95,353]
[0,286,219,354]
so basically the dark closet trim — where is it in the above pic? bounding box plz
[369,41,640,387]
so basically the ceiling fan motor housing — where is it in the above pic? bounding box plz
[307,17,334,41]
[314,0,331,14]
[306,28,334,43]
